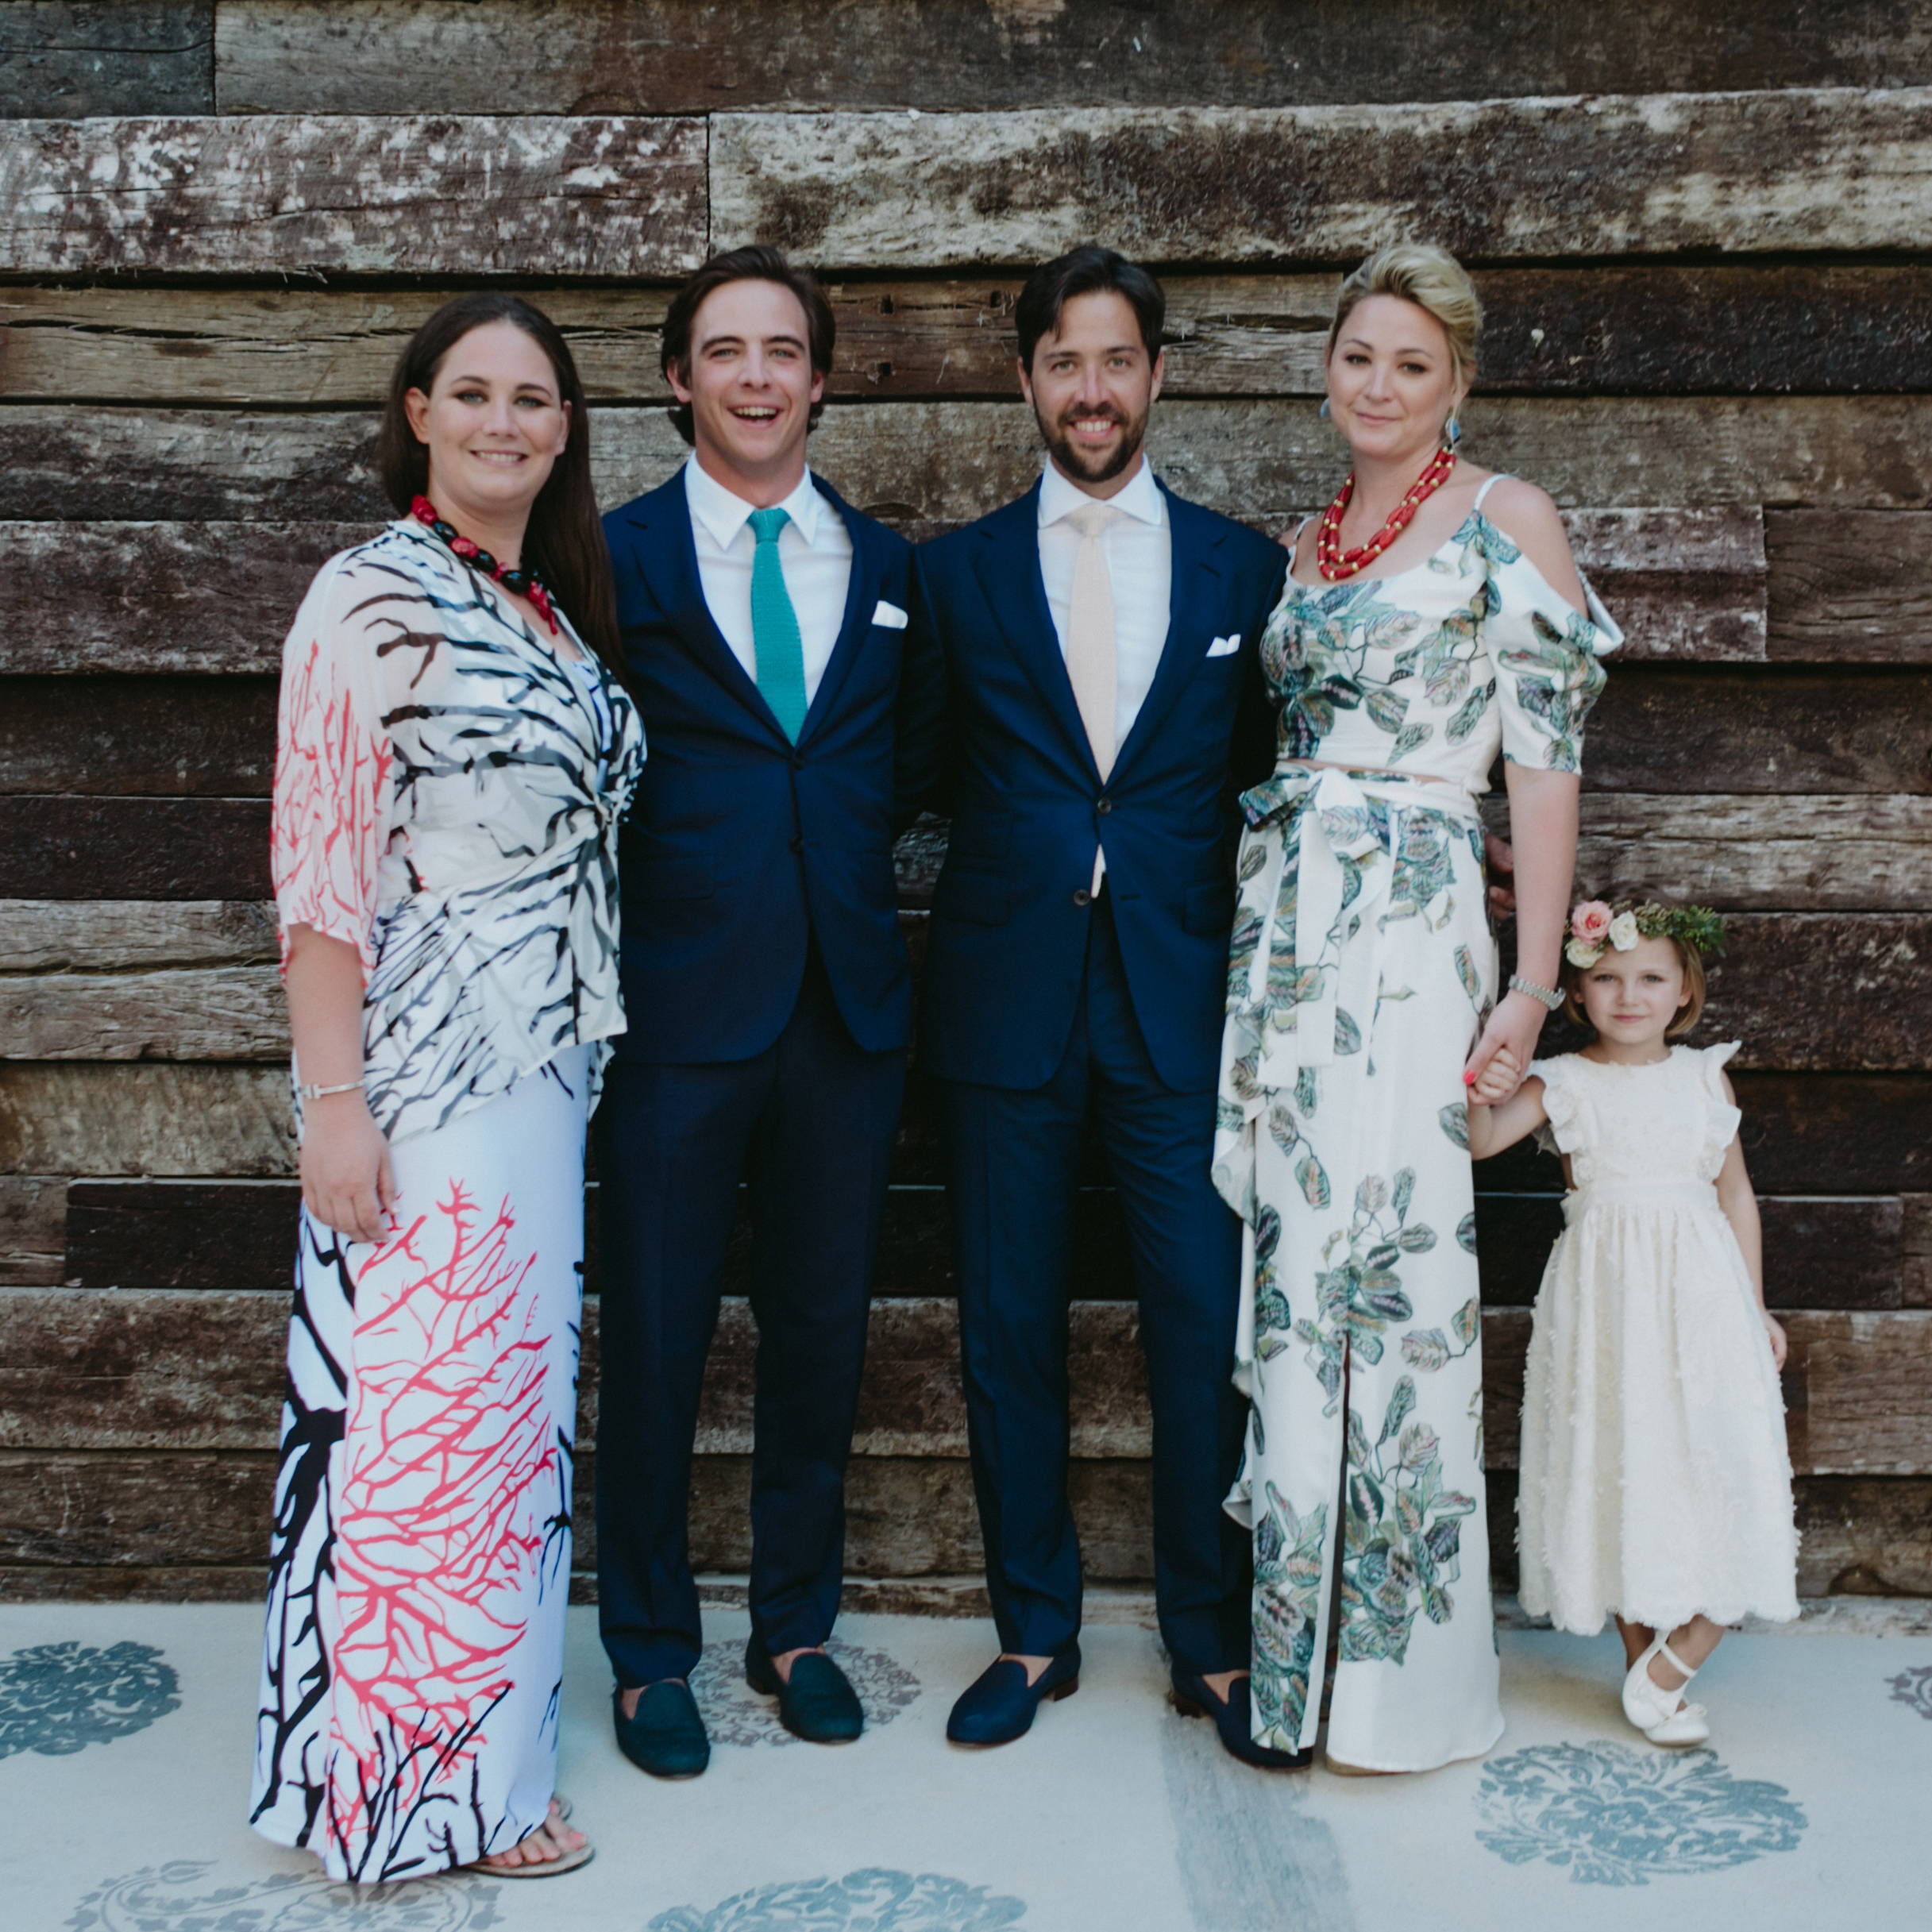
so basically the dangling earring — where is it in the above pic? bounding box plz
[1444,412,1463,447]
[1318,397,1331,420]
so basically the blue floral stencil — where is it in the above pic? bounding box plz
[689,1640,921,1748]
[68,1861,502,1929]
[1475,1741,1807,1885]
[1886,1663,1932,1719]
[647,1868,1026,1930]
[0,1641,179,1759]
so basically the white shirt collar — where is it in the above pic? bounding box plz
[1038,456,1165,530]
[684,456,827,550]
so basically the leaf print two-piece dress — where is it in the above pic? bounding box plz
[249,522,644,1881]
[1213,476,1619,1769]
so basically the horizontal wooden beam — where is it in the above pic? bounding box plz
[0,898,277,971]
[0,1176,61,1286]
[1767,511,1932,664]
[207,2,1932,118]
[3,1290,1925,1475]
[0,114,708,276]
[0,3,213,119]
[0,797,269,899]
[710,91,1932,270]
[3,398,1927,526]
[12,267,1932,405]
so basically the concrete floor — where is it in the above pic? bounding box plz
[5,1598,1929,1930]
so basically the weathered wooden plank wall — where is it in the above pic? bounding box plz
[2,1,1927,1606]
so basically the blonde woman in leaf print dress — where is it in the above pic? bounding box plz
[1213,244,1621,1772]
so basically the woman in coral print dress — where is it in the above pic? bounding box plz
[1213,245,1619,1772]
[250,295,644,1881]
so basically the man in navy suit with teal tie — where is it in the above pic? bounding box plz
[596,248,943,1775]
[918,247,1305,1767]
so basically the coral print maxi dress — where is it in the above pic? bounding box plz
[1213,476,1619,1769]
[250,519,644,1881]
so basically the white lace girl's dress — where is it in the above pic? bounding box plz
[1517,1044,1799,1634]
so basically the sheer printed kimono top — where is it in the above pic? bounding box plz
[1251,480,1623,810]
[272,519,646,1146]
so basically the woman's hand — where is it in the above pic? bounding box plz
[1763,1313,1789,1371]
[1462,991,1548,1101]
[299,1093,396,1244]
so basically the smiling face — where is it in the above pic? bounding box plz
[1325,293,1467,469]
[1575,935,1692,1053]
[403,318,570,531]
[1020,288,1164,496]
[668,277,824,495]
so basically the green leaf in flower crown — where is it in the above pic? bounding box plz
[1451,1297,1480,1348]
[1401,1328,1451,1372]
[1438,1101,1469,1150]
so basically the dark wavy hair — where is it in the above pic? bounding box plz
[375,293,621,669]
[660,245,835,445]
[1015,245,1165,372]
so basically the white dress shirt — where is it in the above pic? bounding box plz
[1037,457,1172,758]
[684,457,854,709]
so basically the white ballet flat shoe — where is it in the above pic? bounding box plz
[1622,1635,1710,1748]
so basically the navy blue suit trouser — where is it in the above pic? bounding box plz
[593,946,904,1685]
[941,892,1251,1676]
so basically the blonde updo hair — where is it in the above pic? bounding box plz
[1328,243,1483,391]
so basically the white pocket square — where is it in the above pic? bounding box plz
[872,599,909,630]
[1206,633,1241,657]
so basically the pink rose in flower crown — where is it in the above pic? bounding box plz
[1570,901,1613,946]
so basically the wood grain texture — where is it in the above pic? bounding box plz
[6,398,1929,526]
[14,268,1932,404]
[0,677,275,796]
[0,114,708,275]
[210,2,1932,116]
[0,3,212,118]
[0,899,276,971]
[1767,511,1932,665]
[0,1062,292,1176]
[711,92,1932,270]
[0,1176,63,1286]
[0,965,283,1060]
[1786,1313,1932,1475]
[0,796,268,900]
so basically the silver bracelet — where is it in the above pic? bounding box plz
[1507,974,1563,1011]
[296,1078,364,1101]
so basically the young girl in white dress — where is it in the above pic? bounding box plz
[1467,897,1799,1746]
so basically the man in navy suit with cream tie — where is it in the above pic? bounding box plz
[918,246,1305,1767]
[596,247,944,1776]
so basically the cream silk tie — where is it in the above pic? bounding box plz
[1063,499,1120,781]
[1063,499,1118,897]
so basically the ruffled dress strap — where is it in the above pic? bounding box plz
[1695,1040,1745,1177]
[1528,1053,1587,1159]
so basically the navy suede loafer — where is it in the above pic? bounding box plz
[946,1648,1081,1746]
[1170,1669,1313,1769]
[611,1680,710,1779]
[745,1638,865,1744]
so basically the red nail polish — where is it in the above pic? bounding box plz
[1463,1070,1476,1085]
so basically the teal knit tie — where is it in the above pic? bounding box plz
[747,505,808,742]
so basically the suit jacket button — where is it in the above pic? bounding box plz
[1072,888,1092,907]
[1096,797,1113,814]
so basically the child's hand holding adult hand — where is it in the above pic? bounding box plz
[1468,1047,1522,1105]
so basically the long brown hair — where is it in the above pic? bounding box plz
[375,293,622,670]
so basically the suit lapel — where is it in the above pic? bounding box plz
[1110,483,1224,778]
[972,484,1102,782]
[796,480,876,746]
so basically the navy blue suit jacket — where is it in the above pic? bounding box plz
[604,469,946,1062]
[917,477,1286,1093]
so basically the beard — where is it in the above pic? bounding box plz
[1035,397,1150,487]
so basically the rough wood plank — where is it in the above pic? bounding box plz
[212,2,1932,115]
[0,796,269,900]
[0,965,284,1060]
[1583,670,1932,796]
[0,114,708,275]
[0,3,212,118]
[1767,511,1932,664]
[0,677,275,796]
[0,900,276,971]
[15,268,1931,405]
[0,1062,292,1176]
[1791,1476,1932,1596]
[5,398,1929,525]
[1785,1312,1932,1475]
[711,92,1932,270]
[1907,1196,1932,1310]
[0,1177,63,1286]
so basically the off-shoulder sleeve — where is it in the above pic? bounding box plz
[1481,523,1621,775]
[1529,1055,1585,1158]
[270,554,393,981]
[1697,1039,1745,1175]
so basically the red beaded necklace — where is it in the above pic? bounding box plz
[1315,445,1458,583]
[411,494,559,633]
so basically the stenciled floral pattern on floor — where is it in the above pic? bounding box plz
[688,1640,922,1748]
[647,1868,1027,1931]
[68,1861,503,1930]
[0,1640,179,1760]
[1474,1741,1807,1886]
[1884,1663,1932,1719]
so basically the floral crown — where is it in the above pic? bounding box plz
[1564,897,1727,970]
